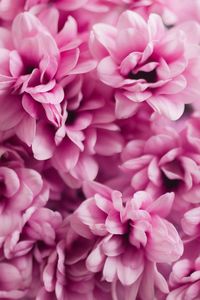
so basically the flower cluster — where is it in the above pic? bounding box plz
[0,1,200,299]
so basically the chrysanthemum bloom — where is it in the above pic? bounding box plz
[120,113,200,221]
[0,254,36,299]
[167,244,200,300]
[0,10,96,146]
[4,207,62,261]
[39,223,111,300]
[71,182,183,299]
[32,75,123,187]
[0,144,49,251]
[90,10,200,119]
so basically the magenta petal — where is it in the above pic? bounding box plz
[103,256,118,282]
[105,210,126,234]
[32,122,55,160]
[117,249,144,285]
[12,12,59,62]
[86,244,105,272]
[148,95,185,120]
[102,235,124,257]
[16,115,36,146]
[0,96,24,130]
[54,141,80,172]
[147,193,174,218]
[31,84,64,104]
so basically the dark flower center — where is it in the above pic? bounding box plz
[129,69,157,83]
[0,153,8,164]
[162,172,181,192]
[182,104,194,118]
[76,189,85,200]
[65,111,76,126]
[123,221,132,244]
[0,180,6,198]
[25,65,35,75]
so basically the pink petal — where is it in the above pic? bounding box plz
[86,244,105,272]
[56,49,80,79]
[16,115,36,146]
[103,256,118,282]
[148,95,185,120]
[95,130,123,155]
[115,92,139,119]
[117,249,144,285]
[31,84,64,104]
[0,96,24,130]
[102,235,124,257]
[32,122,55,160]
[147,193,174,218]
[105,210,126,235]
[12,12,59,62]
[92,24,117,55]
[98,56,124,87]
[70,155,98,181]
[53,141,80,172]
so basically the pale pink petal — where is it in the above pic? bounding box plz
[32,122,55,160]
[148,95,185,120]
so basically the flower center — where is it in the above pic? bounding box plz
[0,180,6,198]
[182,104,194,118]
[65,111,77,126]
[162,172,181,192]
[25,65,35,75]
[129,69,157,83]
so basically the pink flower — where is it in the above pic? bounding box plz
[0,144,49,251]
[39,223,111,300]
[0,12,62,101]
[0,11,96,146]
[90,11,200,120]
[0,2,200,300]
[71,182,183,298]
[31,75,123,187]
[168,253,200,300]
[4,207,62,260]
[120,114,200,222]
[0,254,34,299]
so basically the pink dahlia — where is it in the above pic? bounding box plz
[32,75,123,187]
[40,223,111,300]
[0,144,49,252]
[4,207,62,261]
[167,243,200,300]
[0,254,35,299]
[90,10,200,119]
[120,114,200,220]
[0,10,96,146]
[71,182,183,299]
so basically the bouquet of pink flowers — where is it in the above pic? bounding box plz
[0,0,200,299]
